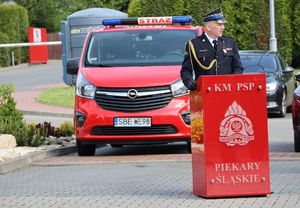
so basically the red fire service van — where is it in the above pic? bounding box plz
[67,16,204,156]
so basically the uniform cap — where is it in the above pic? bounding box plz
[203,8,226,23]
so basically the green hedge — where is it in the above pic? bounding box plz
[0,5,29,67]
[293,1,300,67]
[128,0,219,23]
[0,32,10,67]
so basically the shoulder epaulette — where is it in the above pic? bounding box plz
[189,36,198,43]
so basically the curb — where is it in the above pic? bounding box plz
[21,110,73,118]
[0,145,77,175]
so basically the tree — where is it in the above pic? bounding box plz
[293,0,300,66]
[128,0,185,17]
[128,0,220,23]
[15,0,130,32]
[16,0,67,32]
[103,0,131,12]
[273,0,293,64]
[0,4,29,65]
[222,0,266,50]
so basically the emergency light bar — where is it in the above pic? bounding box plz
[102,16,192,26]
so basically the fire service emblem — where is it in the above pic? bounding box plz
[219,101,254,146]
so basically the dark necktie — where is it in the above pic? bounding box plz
[213,40,218,51]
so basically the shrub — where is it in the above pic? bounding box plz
[0,4,29,66]
[25,123,45,147]
[0,84,74,147]
[35,121,61,138]
[0,84,27,145]
[59,121,74,137]
[0,32,10,67]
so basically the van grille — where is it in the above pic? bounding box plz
[94,86,172,112]
[91,125,177,135]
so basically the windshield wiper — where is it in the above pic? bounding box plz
[242,51,275,73]
[244,64,265,72]
[85,63,113,67]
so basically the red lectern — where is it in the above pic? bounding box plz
[191,74,270,198]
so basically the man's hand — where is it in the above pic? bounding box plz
[188,79,197,91]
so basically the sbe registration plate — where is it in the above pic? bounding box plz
[114,117,151,127]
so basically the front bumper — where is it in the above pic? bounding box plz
[266,90,283,113]
[73,95,191,144]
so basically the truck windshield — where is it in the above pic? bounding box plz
[85,29,197,67]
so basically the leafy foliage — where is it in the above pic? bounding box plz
[0,32,10,67]
[16,0,68,32]
[0,83,74,147]
[222,0,258,50]
[293,0,300,66]
[0,4,29,66]
[0,84,27,145]
[128,0,220,24]
[59,121,74,137]
[15,0,130,32]
[35,121,60,138]
[274,0,293,64]
[25,123,44,147]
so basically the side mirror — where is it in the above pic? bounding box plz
[283,66,294,73]
[295,72,300,82]
[66,59,79,75]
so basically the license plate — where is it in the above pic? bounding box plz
[114,117,151,127]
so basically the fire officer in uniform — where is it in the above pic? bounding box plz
[180,8,244,91]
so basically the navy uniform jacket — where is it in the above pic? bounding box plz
[180,33,243,88]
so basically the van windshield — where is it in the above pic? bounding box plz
[85,29,197,67]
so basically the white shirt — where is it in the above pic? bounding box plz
[204,33,218,47]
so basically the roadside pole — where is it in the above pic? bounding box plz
[269,0,277,52]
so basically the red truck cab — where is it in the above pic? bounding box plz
[67,16,204,156]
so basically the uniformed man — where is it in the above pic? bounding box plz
[180,8,244,91]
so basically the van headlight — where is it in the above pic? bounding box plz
[171,79,189,97]
[76,72,96,99]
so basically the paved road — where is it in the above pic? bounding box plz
[0,160,299,208]
[0,60,63,91]
[267,114,294,152]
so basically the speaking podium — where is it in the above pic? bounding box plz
[190,74,270,198]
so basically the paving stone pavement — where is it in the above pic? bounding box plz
[0,160,300,208]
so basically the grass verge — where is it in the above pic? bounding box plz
[36,86,75,108]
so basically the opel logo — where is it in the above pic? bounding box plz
[128,89,138,99]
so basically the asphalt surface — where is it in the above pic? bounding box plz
[0,60,63,91]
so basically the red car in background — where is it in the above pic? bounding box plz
[292,73,300,152]
[67,16,204,156]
